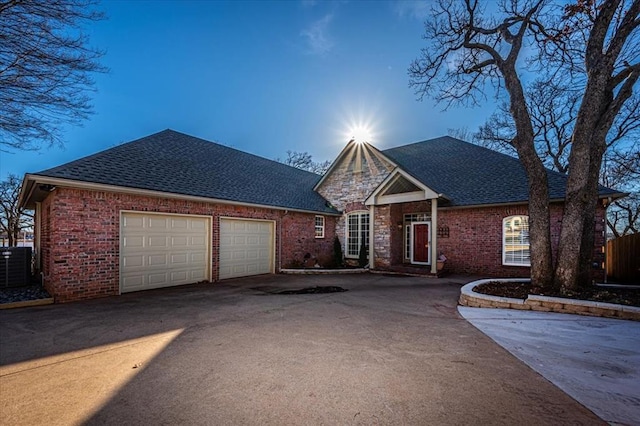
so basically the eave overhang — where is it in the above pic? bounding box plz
[18,174,341,216]
[364,168,447,206]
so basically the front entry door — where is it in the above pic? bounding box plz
[411,222,431,265]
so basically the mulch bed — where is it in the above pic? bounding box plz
[0,285,51,304]
[474,281,640,308]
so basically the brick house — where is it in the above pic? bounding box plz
[19,130,623,302]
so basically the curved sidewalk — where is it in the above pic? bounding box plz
[459,306,640,426]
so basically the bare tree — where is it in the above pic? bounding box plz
[279,151,331,175]
[601,147,640,236]
[473,82,640,237]
[409,0,640,292]
[0,174,33,247]
[0,0,107,151]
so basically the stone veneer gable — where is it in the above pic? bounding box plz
[316,143,394,254]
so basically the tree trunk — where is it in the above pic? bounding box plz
[502,71,554,290]
[555,77,611,291]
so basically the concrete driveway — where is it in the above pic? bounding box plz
[0,274,603,425]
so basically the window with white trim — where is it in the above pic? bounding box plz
[503,215,530,266]
[346,212,370,258]
[315,216,325,238]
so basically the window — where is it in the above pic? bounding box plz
[503,215,530,266]
[315,216,325,238]
[346,212,370,258]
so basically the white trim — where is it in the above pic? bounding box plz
[20,174,340,216]
[119,210,213,294]
[369,204,375,268]
[410,221,431,265]
[35,202,41,271]
[365,168,443,206]
[430,199,438,274]
[376,191,426,205]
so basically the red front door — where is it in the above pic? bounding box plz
[413,223,430,263]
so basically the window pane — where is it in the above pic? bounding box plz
[315,216,324,238]
[346,212,370,257]
[347,214,360,256]
[503,215,530,266]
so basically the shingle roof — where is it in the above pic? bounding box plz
[382,136,621,207]
[33,129,338,214]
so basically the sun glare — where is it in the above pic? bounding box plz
[349,125,372,143]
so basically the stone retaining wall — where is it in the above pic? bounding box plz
[459,279,640,321]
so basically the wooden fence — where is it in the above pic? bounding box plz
[606,233,640,283]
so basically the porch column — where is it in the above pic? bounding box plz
[369,204,375,269]
[431,198,438,274]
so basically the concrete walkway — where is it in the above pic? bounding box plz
[459,307,640,426]
[0,274,604,425]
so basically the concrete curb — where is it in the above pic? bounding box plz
[0,298,54,310]
[459,278,640,321]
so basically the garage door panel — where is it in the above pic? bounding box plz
[123,235,145,249]
[191,235,207,245]
[171,218,188,229]
[121,213,210,293]
[122,215,144,228]
[191,220,207,231]
[171,236,189,247]
[123,254,144,268]
[170,253,188,264]
[148,217,168,228]
[148,272,169,285]
[219,218,273,280]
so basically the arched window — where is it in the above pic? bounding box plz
[346,211,369,258]
[503,215,530,266]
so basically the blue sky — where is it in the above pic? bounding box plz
[2,0,493,178]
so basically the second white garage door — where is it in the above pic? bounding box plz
[219,218,274,280]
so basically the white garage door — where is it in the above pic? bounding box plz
[219,218,274,280]
[120,212,211,293]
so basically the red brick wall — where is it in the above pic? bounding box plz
[437,204,539,277]
[375,202,607,280]
[39,187,336,303]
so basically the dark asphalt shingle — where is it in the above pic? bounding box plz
[34,129,338,214]
[383,136,620,207]
[34,132,620,212]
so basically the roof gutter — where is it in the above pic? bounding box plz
[19,174,342,216]
[436,191,629,211]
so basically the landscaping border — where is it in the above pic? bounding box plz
[459,278,640,321]
[0,298,54,310]
[280,268,368,275]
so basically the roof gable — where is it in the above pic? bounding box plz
[365,168,442,206]
[314,139,395,191]
[27,130,338,214]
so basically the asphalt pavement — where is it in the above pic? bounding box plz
[0,274,609,425]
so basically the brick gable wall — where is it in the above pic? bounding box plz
[39,187,336,302]
[373,201,606,280]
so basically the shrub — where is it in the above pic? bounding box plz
[333,236,343,268]
[358,241,368,268]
